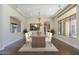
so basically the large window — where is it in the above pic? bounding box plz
[70,14,77,38]
[58,14,77,38]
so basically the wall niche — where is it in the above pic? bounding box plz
[10,16,21,33]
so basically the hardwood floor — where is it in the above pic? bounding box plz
[0,39,25,55]
[0,37,79,55]
[51,37,79,55]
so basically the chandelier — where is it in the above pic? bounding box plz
[38,8,42,26]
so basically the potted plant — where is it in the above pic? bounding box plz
[23,29,28,34]
[51,29,55,35]
[23,29,28,40]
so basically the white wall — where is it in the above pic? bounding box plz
[1,5,27,50]
[77,5,79,40]
[51,17,59,34]
[26,17,52,32]
[50,18,55,30]
[0,5,3,50]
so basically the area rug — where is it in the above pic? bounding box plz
[19,42,58,51]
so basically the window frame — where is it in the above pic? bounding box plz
[58,14,77,39]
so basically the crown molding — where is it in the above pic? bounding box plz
[8,4,27,19]
[52,4,76,19]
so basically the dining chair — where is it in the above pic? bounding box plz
[46,32,49,35]
[28,32,32,37]
[45,32,52,42]
[25,33,32,43]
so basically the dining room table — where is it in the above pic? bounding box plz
[31,31,46,48]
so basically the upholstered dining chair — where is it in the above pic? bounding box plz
[45,32,52,42]
[28,32,32,37]
[25,33,32,43]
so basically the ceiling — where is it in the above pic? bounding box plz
[13,4,68,18]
